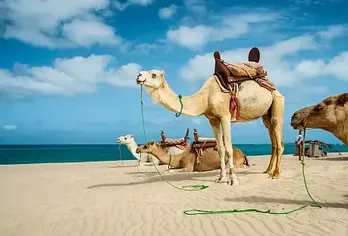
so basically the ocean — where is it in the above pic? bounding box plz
[1,143,348,165]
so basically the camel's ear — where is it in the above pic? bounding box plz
[130,134,133,138]
[150,140,155,145]
[161,70,165,76]
[337,93,348,106]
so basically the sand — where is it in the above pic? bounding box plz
[1,153,347,236]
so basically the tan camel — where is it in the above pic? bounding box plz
[291,93,348,145]
[136,49,284,186]
[136,141,250,172]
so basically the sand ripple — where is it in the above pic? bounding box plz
[1,154,348,236]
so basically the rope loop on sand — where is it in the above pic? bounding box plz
[183,128,321,216]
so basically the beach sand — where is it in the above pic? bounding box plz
[1,153,347,236]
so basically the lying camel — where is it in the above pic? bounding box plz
[117,129,191,165]
[291,93,348,145]
[136,140,250,172]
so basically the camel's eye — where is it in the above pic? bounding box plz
[143,145,147,148]
[151,73,156,79]
[125,137,127,140]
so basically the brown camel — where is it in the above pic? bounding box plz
[291,92,348,145]
[136,48,284,186]
[135,141,250,172]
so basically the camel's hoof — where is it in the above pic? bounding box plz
[228,179,240,186]
[271,172,280,179]
[215,176,229,183]
[263,169,272,174]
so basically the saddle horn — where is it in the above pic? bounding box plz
[248,47,260,63]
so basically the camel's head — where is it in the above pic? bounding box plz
[136,141,157,154]
[291,93,348,131]
[290,105,315,130]
[117,134,134,145]
[135,70,165,89]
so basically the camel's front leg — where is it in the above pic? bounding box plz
[221,117,239,186]
[209,119,229,183]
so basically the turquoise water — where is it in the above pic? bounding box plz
[1,144,347,165]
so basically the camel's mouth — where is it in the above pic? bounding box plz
[290,119,305,130]
[136,78,146,85]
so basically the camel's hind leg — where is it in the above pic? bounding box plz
[261,112,277,176]
[208,118,229,183]
[269,92,285,179]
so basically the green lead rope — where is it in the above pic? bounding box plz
[140,86,208,191]
[175,95,183,117]
[183,160,322,216]
[140,86,321,215]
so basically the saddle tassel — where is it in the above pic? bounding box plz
[229,83,240,121]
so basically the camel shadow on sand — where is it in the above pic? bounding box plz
[86,169,261,189]
[225,196,348,209]
[313,155,348,161]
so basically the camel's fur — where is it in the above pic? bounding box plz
[136,69,284,186]
[117,134,185,165]
[136,141,250,172]
[291,93,348,145]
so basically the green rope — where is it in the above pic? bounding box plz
[175,94,183,117]
[183,147,322,215]
[139,86,321,216]
[140,86,207,191]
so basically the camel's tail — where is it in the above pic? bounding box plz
[243,155,250,167]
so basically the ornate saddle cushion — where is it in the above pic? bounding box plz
[225,62,264,77]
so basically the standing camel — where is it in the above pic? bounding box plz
[291,93,348,145]
[136,48,284,186]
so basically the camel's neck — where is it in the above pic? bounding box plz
[330,122,348,145]
[149,147,183,167]
[125,140,140,160]
[147,77,212,117]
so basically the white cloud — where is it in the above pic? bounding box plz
[183,0,207,16]
[113,0,154,11]
[0,55,142,98]
[295,51,348,81]
[317,25,348,41]
[3,125,18,131]
[158,4,177,20]
[166,11,281,49]
[1,0,149,48]
[192,118,203,125]
[179,25,347,87]
[62,19,121,47]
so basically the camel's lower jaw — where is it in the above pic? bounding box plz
[136,79,145,85]
[290,122,303,130]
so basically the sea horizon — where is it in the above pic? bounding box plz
[1,143,348,165]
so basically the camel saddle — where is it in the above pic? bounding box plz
[159,128,190,150]
[192,128,219,164]
[213,47,276,93]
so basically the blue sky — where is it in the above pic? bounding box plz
[1,0,348,144]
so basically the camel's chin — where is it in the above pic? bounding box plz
[291,123,303,130]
